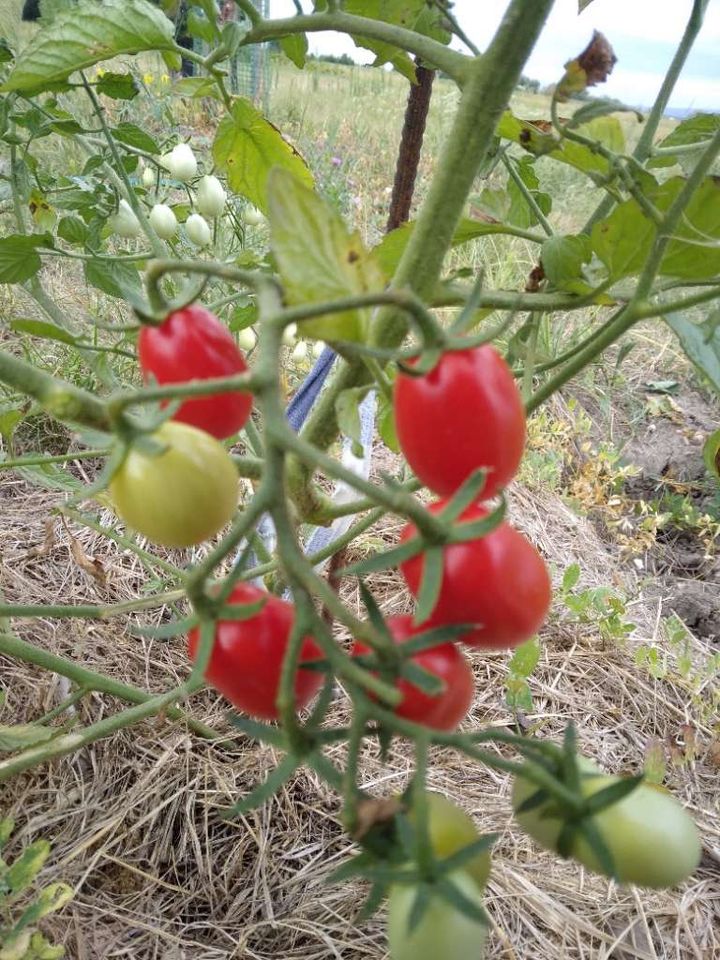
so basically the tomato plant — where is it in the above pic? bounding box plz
[109,420,238,548]
[187,584,323,720]
[138,305,253,440]
[387,870,488,960]
[352,615,474,731]
[0,0,713,954]
[394,346,526,500]
[400,502,552,649]
[512,763,702,888]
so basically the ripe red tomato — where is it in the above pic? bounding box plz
[187,583,323,720]
[352,615,474,731]
[399,501,551,649]
[138,305,253,440]
[393,345,525,500]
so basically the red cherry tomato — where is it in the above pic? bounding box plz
[393,345,525,500]
[399,501,551,649]
[187,583,322,720]
[352,615,474,731]
[139,305,253,440]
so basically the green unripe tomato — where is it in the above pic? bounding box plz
[512,762,701,888]
[408,793,491,890]
[388,870,487,960]
[110,421,238,548]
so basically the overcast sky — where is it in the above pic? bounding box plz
[269,0,720,110]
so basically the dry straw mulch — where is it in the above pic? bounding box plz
[1,474,718,959]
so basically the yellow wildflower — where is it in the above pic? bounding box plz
[143,72,155,85]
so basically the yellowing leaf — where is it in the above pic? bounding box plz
[268,169,385,342]
[213,99,313,214]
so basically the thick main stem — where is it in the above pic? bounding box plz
[289,0,555,517]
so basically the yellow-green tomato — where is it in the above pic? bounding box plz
[409,793,491,890]
[388,871,487,960]
[110,421,238,548]
[512,766,701,888]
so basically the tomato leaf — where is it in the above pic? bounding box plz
[649,113,720,170]
[562,562,581,592]
[664,309,720,394]
[279,33,308,69]
[541,234,592,293]
[359,582,394,643]
[10,318,77,346]
[213,99,313,214]
[377,391,399,452]
[373,215,542,278]
[111,122,159,154]
[414,546,443,624]
[0,233,52,283]
[57,215,89,245]
[2,0,176,93]
[0,817,14,849]
[84,259,142,300]
[268,169,385,341]
[593,177,720,282]
[336,386,372,457]
[704,428,720,482]
[96,72,139,101]
[6,840,51,892]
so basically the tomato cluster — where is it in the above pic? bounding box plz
[111,306,253,549]
[368,344,552,733]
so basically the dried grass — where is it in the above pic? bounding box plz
[1,469,718,959]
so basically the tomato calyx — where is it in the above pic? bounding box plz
[514,747,645,879]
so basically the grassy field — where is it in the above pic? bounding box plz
[1,27,719,960]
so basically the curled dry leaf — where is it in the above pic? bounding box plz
[26,517,57,559]
[558,31,617,101]
[352,795,402,841]
[61,517,106,586]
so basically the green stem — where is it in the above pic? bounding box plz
[241,12,469,84]
[502,153,553,236]
[0,589,185,621]
[80,74,166,258]
[0,449,109,470]
[288,0,556,514]
[0,677,204,783]
[110,370,256,412]
[0,349,111,432]
[0,633,217,742]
